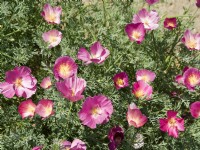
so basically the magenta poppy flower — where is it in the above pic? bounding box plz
[61,139,86,150]
[53,56,78,80]
[159,110,184,138]
[125,23,146,44]
[164,18,177,30]
[32,146,43,150]
[108,126,124,150]
[41,3,62,24]
[42,29,62,48]
[35,99,54,119]
[196,0,200,7]
[132,80,153,100]
[136,69,156,83]
[56,76,86,102]
[132,8,159,30]
[0,66,37,99]
[183,67,200,90]
[190,101,200,118]
[18,99,36,119]
[175,66,189,84]
[71,139,87,150]
[78,95,113,129]
[181,30,200,50]
[113,72,129,90]
[145,0,159,5]
[77,41,110,65]
[127,103,148,128]
[40,76,52,89]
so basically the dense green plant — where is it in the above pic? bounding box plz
[0,0,200,149]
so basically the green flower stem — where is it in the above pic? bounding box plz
[4,29,21,37]
[102,0,107,26]
[0,51,18,62]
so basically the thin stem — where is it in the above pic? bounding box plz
[102,0,107,26]
[151,31,157,59]
[4,29,21,37]
[67,102,73,118]
[0,51,18,62]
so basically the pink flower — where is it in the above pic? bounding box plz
[56,76,86,102]
[71,139,87,150]
[18,99,36,119]
[190,101,200,118]
[108,126,124,150]
[175,66,189,84]
[42,29,62,48]
[61,139,86,150]
[183,67,200,90]
[112,72,129,90]
[61,140,71,150]
[136,69,156,83]
[127,103,148,128]
[78,95,113,129]
[159,110,184,138]
[53,56,78,80]
[77,41,110,65]
[132,8,159,30]
[132,80,153,100]
[32,146,43,150]
[164,18,177,30]
[41,3,62,24]
[145,0,159,5]
[40,76,52,89]
[196,0,200,7]
[125,23,146,44]
[35,99,54,119]
[0,66,37,99]
[181,29,200,50]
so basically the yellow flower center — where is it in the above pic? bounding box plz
[187,40,197,49]
[91,107,101,118]
[188,74,199,86]
[15,78,22,87]
[45,81,52,88]
[27,105,35,114]
[134,90,144,98]
[71,89,75,96]
[141,75,149,82]
[132,31,141,40]
[59,63,71,78]
[167,22,175,27]
[143,20,150,27]
[47,14,56,22]
[168,118,176,127]
[116,78,124,86]
[49,36,57,43]
[44,106,52,116]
